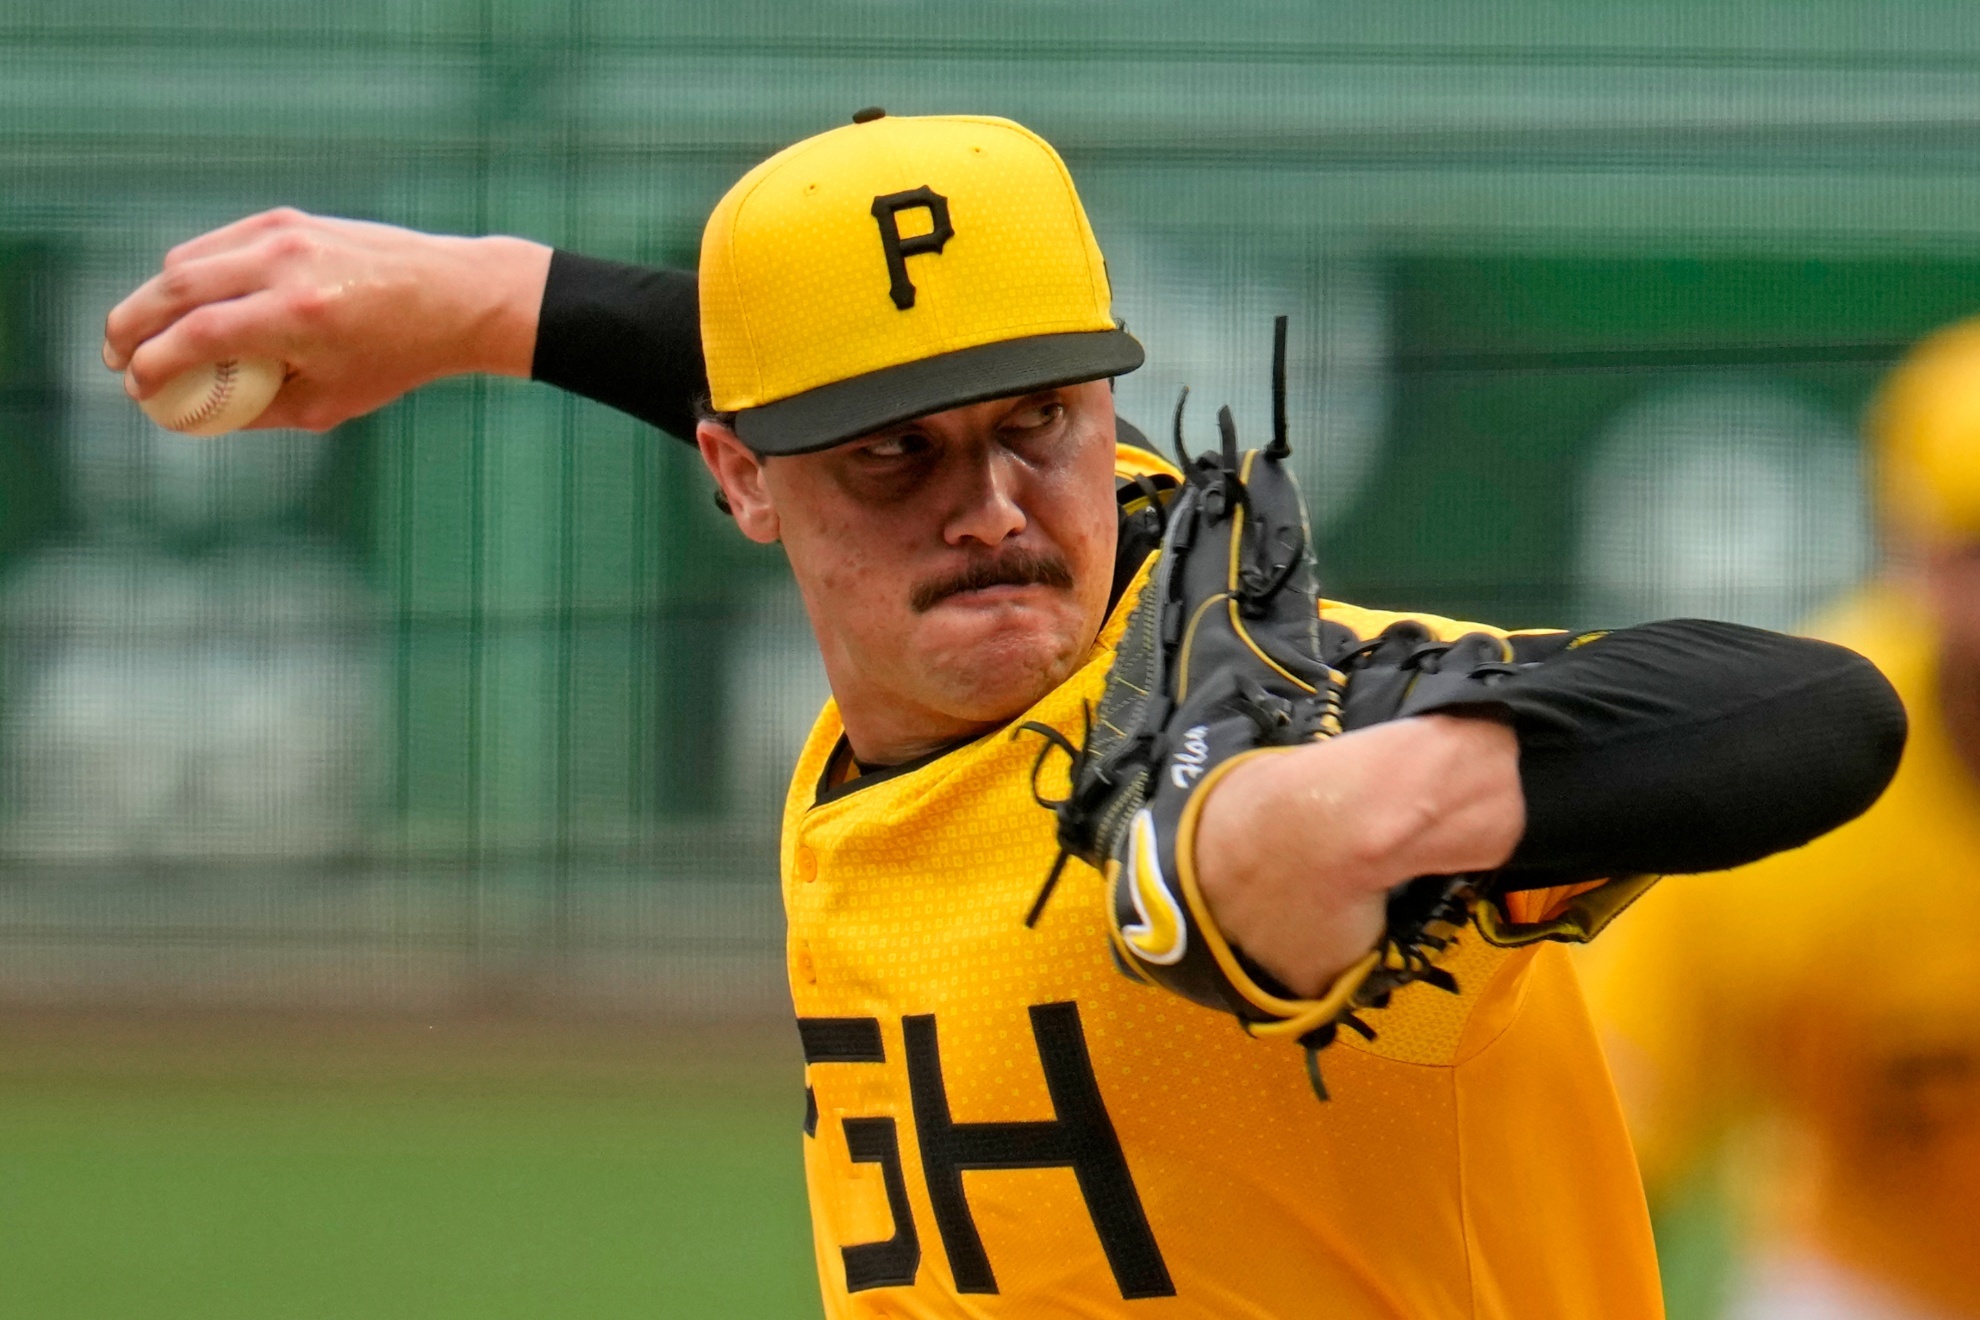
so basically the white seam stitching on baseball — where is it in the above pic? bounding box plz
[183,360,237,427]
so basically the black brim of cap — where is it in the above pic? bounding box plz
[733,327,1144,456]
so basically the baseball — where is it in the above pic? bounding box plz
[134,356,285,436]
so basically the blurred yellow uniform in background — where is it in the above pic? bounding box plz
[1585,584,1980,1316]
[1584,318,1980,1319]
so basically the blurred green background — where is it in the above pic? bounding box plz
[6,2,1980,1315]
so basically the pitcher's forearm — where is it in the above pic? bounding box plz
[1192,715,1524,997]
[459,235,554,379]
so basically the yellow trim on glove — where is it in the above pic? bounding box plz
[1224,451,1338,698]
[1174,592,1233,703]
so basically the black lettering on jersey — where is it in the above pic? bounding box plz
[799,1016,886,1137]
[904,1002,1174,1299]
[840,1118,922,1290]
[869,186,954,310]
[799,1016,887,1063]
[798,1016,919,1290]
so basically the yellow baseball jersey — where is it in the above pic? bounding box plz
[781,456,1661,1317]
[1581,582,1980,1316]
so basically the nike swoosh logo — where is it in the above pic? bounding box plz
[1116,808,1188,966]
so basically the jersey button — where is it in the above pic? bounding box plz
[795,846,819,883]
[795,942,818,985]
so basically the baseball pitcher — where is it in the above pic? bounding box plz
[106,113,1906,1318]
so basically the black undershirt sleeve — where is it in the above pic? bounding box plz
[530,250,707,442]
[1482,619,1908,887]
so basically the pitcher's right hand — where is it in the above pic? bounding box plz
[104,207,551,432]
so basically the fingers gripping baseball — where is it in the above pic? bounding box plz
[105,245,275,367]
[105,209,553,432]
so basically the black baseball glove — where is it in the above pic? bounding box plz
[1020,320,1536,1096]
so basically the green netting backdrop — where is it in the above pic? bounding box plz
[4,0,1980,1014]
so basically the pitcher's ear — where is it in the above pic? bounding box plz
[696,421,779,544]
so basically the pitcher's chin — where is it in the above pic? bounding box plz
[914,627,1085,725]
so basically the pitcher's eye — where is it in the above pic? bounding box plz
[862,431,928,460]
[1006,402,1063,433]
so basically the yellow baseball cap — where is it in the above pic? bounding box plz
[699,110,1143,454]
[1871,316,1980,542]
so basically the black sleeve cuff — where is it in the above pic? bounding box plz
[1495,619,1907,883]
[531,250,706,441]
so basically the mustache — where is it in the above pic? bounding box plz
[909,549,1076,613]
